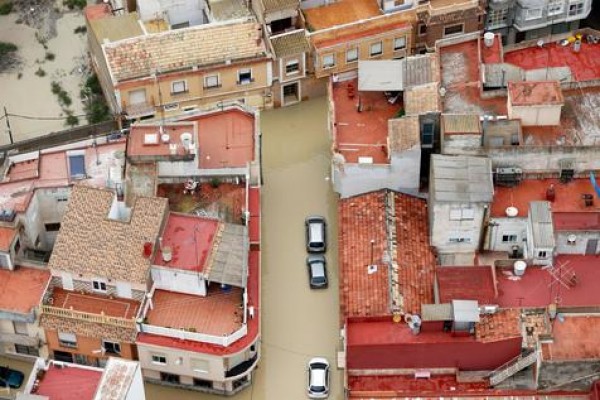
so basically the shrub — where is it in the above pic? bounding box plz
[63,0,86,10]
[34,67,46,77]
[85,74,102,95]
[45,52,55,61]
[74,25,87,34]
[65,114,79,127]
[0,2,13,15]
[210,177,220,188]
[51,81,61,94]
[0,41,17,56]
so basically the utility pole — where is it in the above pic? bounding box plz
[3,107,13,145]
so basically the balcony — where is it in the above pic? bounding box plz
[124,102,156,119]
[41,305,136,329]
[0,332,39,347]
[225,353,258,378]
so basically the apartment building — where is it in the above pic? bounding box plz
[86,6,273,119]
[485,0,593,44]
[39,185,168,367]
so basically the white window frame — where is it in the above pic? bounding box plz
[393,37,406,51]
[502,233,518,243]
[285,59,300,75]
[237,69,253,85]
[525,8,543,20]
[58,332,77,348]
[538,250,548,258]
[449,207,475,221]
[152,354,167,365]
[568,1,584,16]
[444,23,464,37]
[487,8,510,27]
[171,80,188,94]
[346,48,358,63]
[102,339,121,355]
[369,42,383,57]
[548,0,564,16]
[191,358,210,373]
[322,54,335,69]
[204,74,220,89]
[92,279,107,293]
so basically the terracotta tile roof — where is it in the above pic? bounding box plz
[442,114,481,135]
[388,117,420,153]
[261,0,298,12]
[339,190,435,318]
[436,266,497,304]
[508,81,564,106]
[303,0,381,31]
[48,185,168,284]
[104,21,267,82]
[270,30,310,58]
[0,267,50,314]
[404,83,442,116]
[35,364,102,400]
[476,308,521,343]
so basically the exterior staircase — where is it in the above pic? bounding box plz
[489,349,538,386]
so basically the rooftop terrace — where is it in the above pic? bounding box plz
[145,288,243,336]
[542,315,600,361]
[127,124,194,158]
[48,288,140,320]
[34,363,102,400]
[302,0,381,31]
[332,79,400,164]
[0,267,50,314]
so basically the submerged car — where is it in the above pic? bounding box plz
[0,366,24,389]
[305,216,327,253]
[307,357,330,398]
[306,255,328,289]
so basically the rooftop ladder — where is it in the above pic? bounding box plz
[489,349,538,386]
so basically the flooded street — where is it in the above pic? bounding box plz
[146,97,342,400]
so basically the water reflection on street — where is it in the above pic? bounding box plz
[145,97,342,400]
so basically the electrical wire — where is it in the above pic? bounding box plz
[6,112,89,121]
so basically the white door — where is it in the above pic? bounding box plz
[62,272,74,290]
[116,281,132,299]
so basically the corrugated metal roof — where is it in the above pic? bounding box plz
[270,30,310,58]
[207,223,248,288]
[443,114,481,135]
[431,155,494,203]
[529,201,555,248]
[421,303,453,321]
[452,299,480,323]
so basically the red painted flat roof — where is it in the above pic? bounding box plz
[0,226,17,252]
[491,178,599,218]
[554,212,600,231]
[481,34,502,64]
[137,249,260,355]
[185,109,255,169]
[436,266,497,304]
[303,0,381,31]
[505,41,600,82]
[543,315,600,361]
[333,79,398,165]
[35,364,102,400]
[508,81,564,106]
[496,255,600,308]
[0,267,50,314]
[153,213,219,272]
[127,124,194,158]
[146,288,243,336]
[248,186,260,243]
[51,288,140,319]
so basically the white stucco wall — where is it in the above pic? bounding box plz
[138,0,208,26]
[150,267,207,296]
[430,202,486,255]
[508,104,562,126]
[556,231,600,255]
[486,217,527,252]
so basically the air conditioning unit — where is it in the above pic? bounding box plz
[495,167,523,187]
[479,305,499,314]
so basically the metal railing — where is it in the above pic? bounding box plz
[41,305,136,329]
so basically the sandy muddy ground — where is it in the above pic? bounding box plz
[0,2,89,145]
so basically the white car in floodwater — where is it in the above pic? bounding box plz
[307,357,330,398]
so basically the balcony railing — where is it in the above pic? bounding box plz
[138,323,247,347]
[0,332,39,347]
[41,305,136,329]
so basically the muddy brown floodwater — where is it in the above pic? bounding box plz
[145,96,342,400]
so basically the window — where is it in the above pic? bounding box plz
[171,21,190,29]
[171,80,188,94]
[418,24,427,36]
[393,37,406,51]
[502,234,518,242]
[487,8,509,27]
[58,332,77,348]
[191,358,210,373]
[285,60,300,74]
[152,354,167,365]
[538,250,548,258]
[204,75,220,89]
[14,345,38,356]
[346,48,358,63]
[45,223,61,232]
[525,8,543,20]
[92,280,107,292]
[449,207,475,221]
[548,0,563,16]
[68,154,86,179]
[237,69,253,85]
[448,235,472,243]
[102,340,121,355]
[322,54,335,69]
[568,1,584,16]
[13,322,28,335]
[160,372,180,384]
[370,42,383,57]
[163,103,179,112]
[444,24,464,36]
[193,378,212,388]
[422,122,434,146]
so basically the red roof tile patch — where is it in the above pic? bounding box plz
[508,81,564,106]
[544,315,600,361]
[436,266,496,304]
[476,308,521,343]
[491,178,600,218]
[35,364,102,400]
[303,0,381,31]
[0,267,50,314]
[153,213,219,272]
[554,212,600,231]
[313,22,410,49]
[6,158,39,182]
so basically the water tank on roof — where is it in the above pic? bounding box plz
[505,206,519,217]
[180,132,193,149]
[484,32,495,48]
[514,260,527,276]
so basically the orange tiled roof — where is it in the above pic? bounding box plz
[339,190,436,318]
[476,308,521,343]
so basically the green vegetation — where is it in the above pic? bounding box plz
[51,81,72,107]
[210,177,221,188]
[0,1,13,15]
[45,52,55,61]
[63,0,86,10]
[34,67,46,77]
[81,73,112,124]
[65,113,79,127]
[0,41,17,56]
[74,25,87,34]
